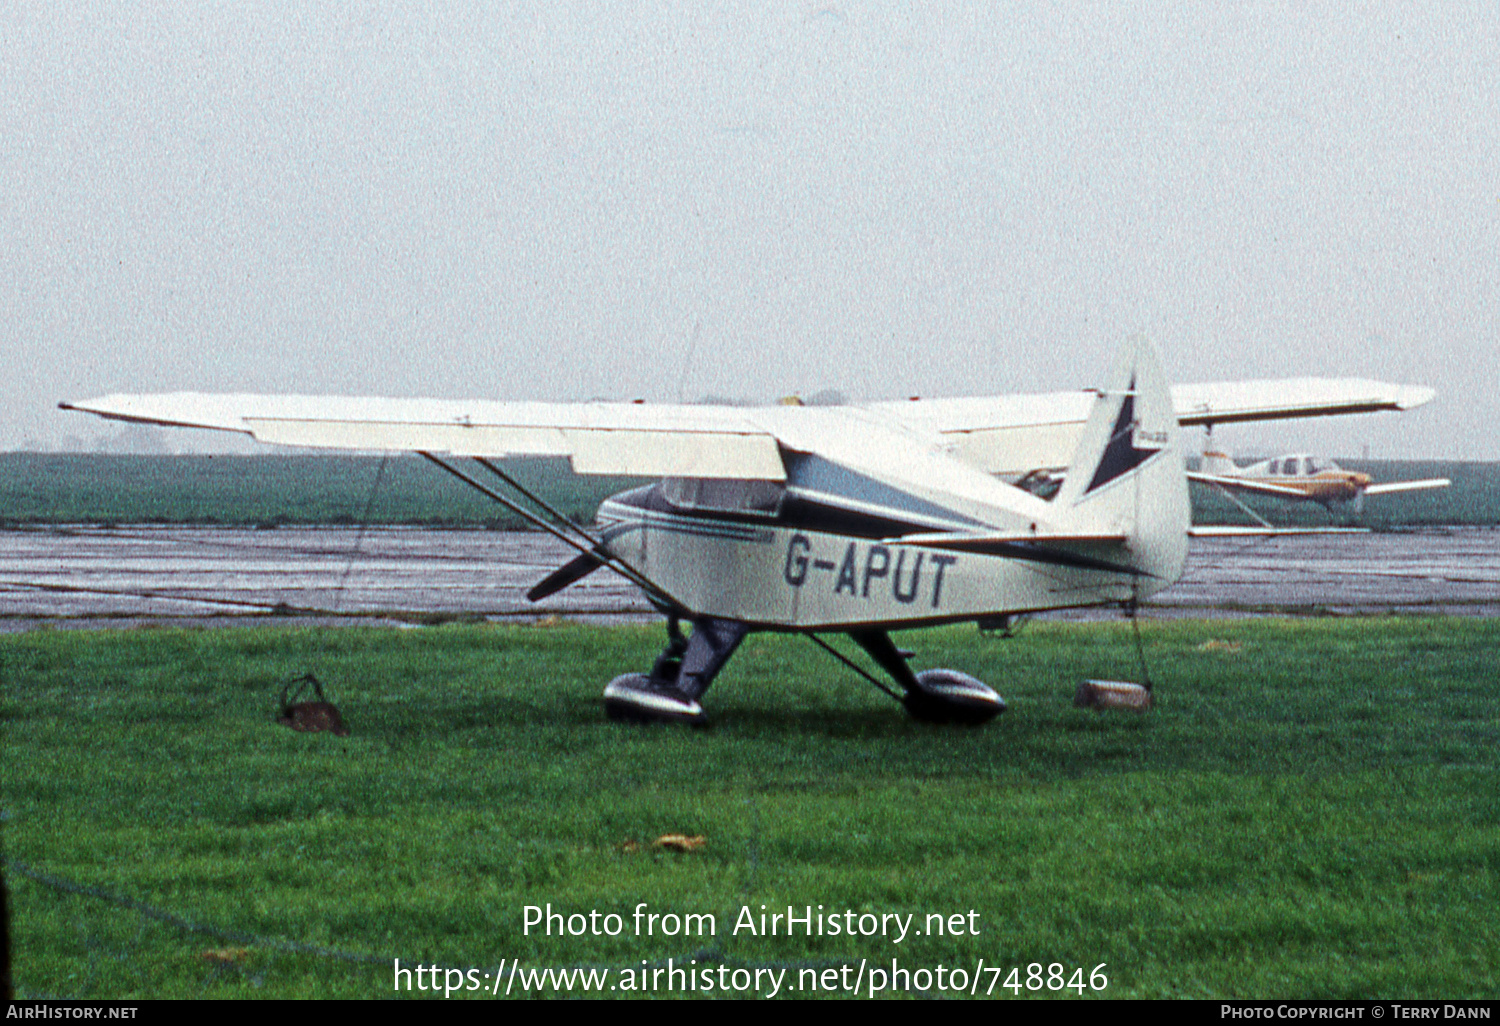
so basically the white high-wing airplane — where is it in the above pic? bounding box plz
[62,337,1435,725]
[1189,451,1449,515]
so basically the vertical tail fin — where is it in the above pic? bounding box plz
[1052,335,1189,591]
[1201,450,1239,476]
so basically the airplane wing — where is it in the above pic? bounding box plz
[62,376,1435,482]
[864,379,1437,475]
[1184,472,1309,498]
[1169,379,1436,426]
[60,393,788,481]
[1363,478,1451,496]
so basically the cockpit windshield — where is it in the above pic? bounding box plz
[660,478,785,518]
[1272,456,1339,476]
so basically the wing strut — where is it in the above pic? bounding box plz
[417,452,682,611]
[803,634,903,702]
[471,456,605,551]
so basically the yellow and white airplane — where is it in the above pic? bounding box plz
[1190,451,1449,515]
[62,337,1436,725]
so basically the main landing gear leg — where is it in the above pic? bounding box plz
[849,630,1005,725]
[604,615,750,725]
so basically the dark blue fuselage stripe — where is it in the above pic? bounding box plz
[601,513,773,545]
[783,453,988,529]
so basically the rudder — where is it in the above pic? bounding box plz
[1051,335,1189,592]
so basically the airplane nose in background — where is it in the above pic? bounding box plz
[1354,473,1372,487]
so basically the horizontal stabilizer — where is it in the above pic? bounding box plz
[885,529,1127,549]
[1188,526,1368,537]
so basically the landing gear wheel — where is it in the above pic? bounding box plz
[602,673,707,726]
[903,669,1005,725]
[603,617,748,726]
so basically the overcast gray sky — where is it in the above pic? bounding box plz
[4,3,1495,457]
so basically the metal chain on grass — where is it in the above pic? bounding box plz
[4,856,388,966]
[8,858,937,996]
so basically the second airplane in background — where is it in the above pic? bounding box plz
[1190,451,1449,515]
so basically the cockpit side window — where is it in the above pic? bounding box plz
[661,478,785,518]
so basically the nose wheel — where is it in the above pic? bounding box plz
[603,672,705,725]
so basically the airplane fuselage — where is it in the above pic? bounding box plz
[1236,470,1372,505]
[596,484,1163,630]
[1193,451,1449,516]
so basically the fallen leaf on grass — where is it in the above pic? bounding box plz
[1195,639,1243,653]
[653,834,706,853]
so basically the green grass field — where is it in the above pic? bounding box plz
[3,618,1497,999]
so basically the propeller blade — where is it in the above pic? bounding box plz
[527,550,606,602]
